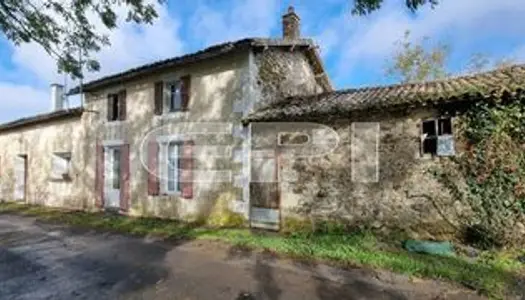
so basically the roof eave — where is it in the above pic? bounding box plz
[67,38,321,95]
[0,108,84,133]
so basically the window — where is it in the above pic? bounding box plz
[278,132,310,145]
[421,118,454,157]
[107,90,127,121]
[167,81,182,112]
[155,76,190,115]
[168,81,182,112]
[51,152,71,180]
[112,148,120,189]
[164,141,181,193]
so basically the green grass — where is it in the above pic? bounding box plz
[0,201,522,298]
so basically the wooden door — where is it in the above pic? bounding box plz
[250,150,280,230]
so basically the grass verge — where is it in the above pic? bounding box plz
[0,202,522,298]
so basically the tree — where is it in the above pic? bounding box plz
[0,0,161,78]
[352,0,438,15]
[465,53,516,74]
[386,30,449,83]
[386,30,516,83]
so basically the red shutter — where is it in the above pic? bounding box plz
[148,141,160,195]
[119,90,127,121]
[119,144,130,211]
[181,75,191,111]
[95,144,104,208]
[154,81,164,115]
[181,141,193,199]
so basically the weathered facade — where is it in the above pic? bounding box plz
[0,7,330,225]
[0,109,88,209]
[246,65,525,236]
[2,6,524,236]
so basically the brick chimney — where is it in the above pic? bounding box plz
[282,6,300,40]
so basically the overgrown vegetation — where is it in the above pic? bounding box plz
[432,93,525,249]
[1,201,523,297]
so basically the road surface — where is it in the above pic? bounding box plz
[0,214,483,300]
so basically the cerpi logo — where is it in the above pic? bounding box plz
[138,122,380,184]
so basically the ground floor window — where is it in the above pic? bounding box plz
[421,118,455,157]
[161,141,181,194]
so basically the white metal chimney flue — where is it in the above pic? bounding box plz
[50,83,64,111]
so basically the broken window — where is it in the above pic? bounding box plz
[421,118,455,157]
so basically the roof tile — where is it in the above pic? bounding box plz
[246,64,525,122]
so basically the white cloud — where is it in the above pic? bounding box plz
[190,0,279,46]
[318,0,525,84]
[0,83,49,122]
[0,2,184,122]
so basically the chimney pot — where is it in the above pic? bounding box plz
[282,6,300,40]
[50,83,64,112]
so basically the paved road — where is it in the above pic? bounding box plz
[0,214,484,300]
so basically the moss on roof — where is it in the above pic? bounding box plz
[245,64,525,122]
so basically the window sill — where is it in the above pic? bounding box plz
[156,111,189,121]
[419,154,454,160]
[160,191,181,197]
[105,120,126,125]
[49,175,72,182]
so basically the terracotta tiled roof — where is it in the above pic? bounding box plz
[245,64,525,122]
[0,108,83,133]
[68,38,331,94]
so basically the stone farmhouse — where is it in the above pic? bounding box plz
[1,7,524,235]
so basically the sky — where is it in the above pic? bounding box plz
[0,0,524,123]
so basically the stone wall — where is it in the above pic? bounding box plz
[275,108,462,239]
[253,48,323,109]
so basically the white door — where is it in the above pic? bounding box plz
[104,147,121,208]
[14,156,27,201]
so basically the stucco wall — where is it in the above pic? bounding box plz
[0,117,88,209]
[274,108,461,239]
[0,46,328,223]
[83,50,250,220]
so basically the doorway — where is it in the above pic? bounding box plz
[250,150,280,230]
[14,155,27,201]
[104,146,121,209]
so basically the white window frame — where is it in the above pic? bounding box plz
[164,80,183,114]
[421,117,454,157]
[159,140,181,195]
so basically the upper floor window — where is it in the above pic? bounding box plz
[154,75,191,115]
[107,90,127,122]
[421,118,455,157]
[167,81,183,112]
